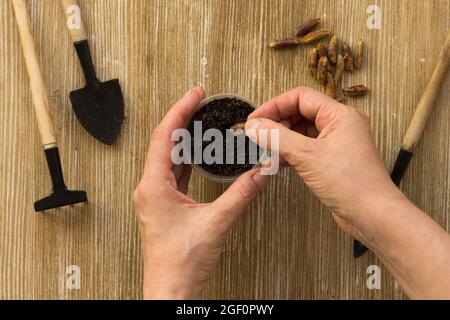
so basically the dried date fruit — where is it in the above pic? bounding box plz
[326,72,335,97]
[295,18,321,37]
[334,54,345,84]
[328,35,339,64]
[269,39,299,49]
[343,85,369,97]
[355,39,364,70]
[308,48,319,77]
[298,29,331,45]
[343,42,355,72]
[317,43,327,58]
[317,56,329,86]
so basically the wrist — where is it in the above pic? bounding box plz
[143,276,204,300]
[142,246,205,300]
[143,260,205,300]
[348,181,411,246]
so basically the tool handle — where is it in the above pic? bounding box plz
[60,0,87,43]
[353,241,368,259]
[390,149,414,186]
[402,30,450,151]
[12,0,57,149]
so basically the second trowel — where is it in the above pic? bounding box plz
[61,0,124,145]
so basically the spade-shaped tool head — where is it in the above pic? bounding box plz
[70,79,124,145]
[70,40,124,145]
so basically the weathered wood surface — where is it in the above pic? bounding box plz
[0,0,449,300]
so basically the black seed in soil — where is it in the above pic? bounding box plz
[188,97,261,177]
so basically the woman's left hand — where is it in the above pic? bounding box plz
[134,87,270,300]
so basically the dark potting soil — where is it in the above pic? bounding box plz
[188,98,261,177]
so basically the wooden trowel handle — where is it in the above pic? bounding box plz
[60,0,88,43]
[12,0,57,149]
[402,30,450,151]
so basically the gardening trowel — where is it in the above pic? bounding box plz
[61,0,124,145]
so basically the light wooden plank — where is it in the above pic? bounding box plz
[0,0,449,300]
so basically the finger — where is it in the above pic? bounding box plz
[211,169,270,225]
[261,156,289,171]
[249,86,343,131]
[245,118,315,164]
[163,87,206,130]
[145,87,206,176]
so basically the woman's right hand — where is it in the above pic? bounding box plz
[245,86,403,244]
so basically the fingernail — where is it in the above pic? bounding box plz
[188,87,204,98]
[184,88,194,97]
[195,87,205,95]
[245,119,261,140]
[252,169,270,190]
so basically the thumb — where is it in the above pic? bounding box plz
[245,118,315,165]
[211,168,270,226]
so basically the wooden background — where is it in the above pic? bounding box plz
[0,0,449,300]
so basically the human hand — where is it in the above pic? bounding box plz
[133,87,270,300]
[246,87,402,244]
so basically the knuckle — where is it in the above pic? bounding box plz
[281,146,298,162]
[133,184,158,224]
[295,86,310,100]
[133,185,145,206]
[317,104,339,125]
[133,182,152,206]
[237,180,257,202]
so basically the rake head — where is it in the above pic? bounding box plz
[34,148,87,212]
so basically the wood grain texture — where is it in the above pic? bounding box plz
[0,0,449,300]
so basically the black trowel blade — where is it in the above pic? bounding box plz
[70,79,124,145]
